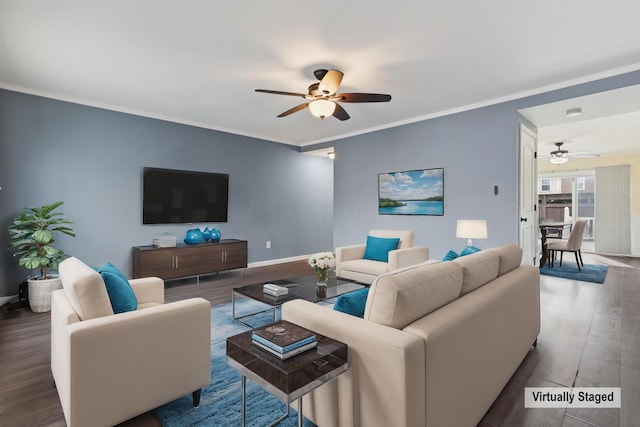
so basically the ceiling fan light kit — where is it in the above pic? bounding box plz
[549,141,570,164]
[549,154,569,164]
[309,99,336,119]
[255,68,391,121]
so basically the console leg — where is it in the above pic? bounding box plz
[192,389,201,407]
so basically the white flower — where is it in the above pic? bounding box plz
[308,251,335,270]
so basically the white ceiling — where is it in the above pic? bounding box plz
[1,1,640,147]
[520,84,640,159]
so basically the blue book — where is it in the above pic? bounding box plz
[253,340,318,360]
[251,333,316,353]
[251,321,316,353]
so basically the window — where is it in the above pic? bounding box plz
[577,177,585,191]
[541,178,550,192]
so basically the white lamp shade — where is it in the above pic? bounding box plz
[308,99,336,119]
[456,219,488,246]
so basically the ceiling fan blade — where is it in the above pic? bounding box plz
[277,103,309,117]
[255,89,307,98]
[337,93,392,103]
[570,152,600,158]
[318,69,343,96]
[332,103,350,121]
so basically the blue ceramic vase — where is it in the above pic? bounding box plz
[184,228,204,245]
[202,227,211,242]
[209,228,221,243]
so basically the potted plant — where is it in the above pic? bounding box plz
[8,201,75,312]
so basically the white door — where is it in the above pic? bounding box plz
[519,123,538,265]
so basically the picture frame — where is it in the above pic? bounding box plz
[378,168,444,216]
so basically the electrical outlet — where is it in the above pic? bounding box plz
[266,241,271,249]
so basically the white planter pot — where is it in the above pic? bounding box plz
[28,276,62,313]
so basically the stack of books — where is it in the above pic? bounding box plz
[262,283,288,297]
[251,321,317,360]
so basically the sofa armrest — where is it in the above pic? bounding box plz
[282,300,425,427]
[335,244,366,276]
[336,244,366,263]
[64,298,211,427]
[51,289,80,404]
[388,246,430,271]
[129,277,164,304]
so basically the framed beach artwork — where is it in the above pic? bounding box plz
[378,168,444,216]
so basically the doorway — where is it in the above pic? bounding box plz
[538,172,595,252]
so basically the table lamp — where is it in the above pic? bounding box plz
[456,219,488,247]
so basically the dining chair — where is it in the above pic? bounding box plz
[546,220,587,270]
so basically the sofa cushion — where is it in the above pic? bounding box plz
[363,236,400,262]
[59,257,114,320]
[488,244,523,276]
[364,261,463,329]
[97,263,138,314]
[339,258,390,276]
[334,288,370,317]
[452,250,500,296]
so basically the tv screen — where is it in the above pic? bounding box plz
[143,167,228,224]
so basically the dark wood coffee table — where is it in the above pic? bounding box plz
[232,274,365,327]
[226,321,348,427]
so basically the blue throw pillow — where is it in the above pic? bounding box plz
[442,250,459,261]
[98,262,138,314]
[334,288,370,318]
[460,246,481,256]
[362,236,400,262]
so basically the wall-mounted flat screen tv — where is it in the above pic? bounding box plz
[143,167,228,224]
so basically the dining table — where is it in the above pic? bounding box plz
[539,222,572,268]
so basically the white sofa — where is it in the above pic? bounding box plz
[283,244,540,427]
[51,257,211,427]
[335,230,430,284]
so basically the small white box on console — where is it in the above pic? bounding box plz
[153,234,177,247]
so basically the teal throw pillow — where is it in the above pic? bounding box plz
[460,246,481,256]
[442,250,459,261]
[98,262,138,314]
[334,288,370,318]
[362,236,400,262]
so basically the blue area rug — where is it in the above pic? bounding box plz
[154,300,318,427]
[540,262,608,284]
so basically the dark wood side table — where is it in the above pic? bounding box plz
[226,321,348,427]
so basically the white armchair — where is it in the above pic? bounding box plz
[335,230,430,284]
[51,257,211,427]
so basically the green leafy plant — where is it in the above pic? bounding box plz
[8,201,75,279]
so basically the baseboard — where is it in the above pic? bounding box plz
[247,254,310,269]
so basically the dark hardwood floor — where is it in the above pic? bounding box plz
[1,254,638,427]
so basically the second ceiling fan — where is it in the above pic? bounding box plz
[255,69,391,121]
[542,141,599,164]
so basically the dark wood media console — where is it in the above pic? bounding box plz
[132,239,248,281]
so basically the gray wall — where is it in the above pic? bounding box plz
[3,69,640,298]
[328,70,640,259]
[0,90,333,297]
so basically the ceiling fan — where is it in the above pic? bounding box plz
[540,141,599,164]
[255,69,391,121]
